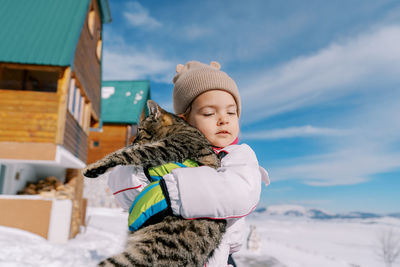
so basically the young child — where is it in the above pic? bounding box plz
[107,61,270,266]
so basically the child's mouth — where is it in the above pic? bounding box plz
[217,130,230,135]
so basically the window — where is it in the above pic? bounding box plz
[88,8,95,37]
[96,39,102,61]
[68,78,76,114]
[0,67,58,92]
[67,78,88,128]
[90,140,100,148]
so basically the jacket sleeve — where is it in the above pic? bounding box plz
[163,144,262,219]
[107,166,149,211]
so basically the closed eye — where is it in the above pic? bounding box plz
[138,128,152,135]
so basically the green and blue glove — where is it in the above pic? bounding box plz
[128,159,199,231]
[146,159,199,181]
[128,179,171,231]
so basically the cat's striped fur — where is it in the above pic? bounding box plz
[83,100,220,178]
[84,100,226,267]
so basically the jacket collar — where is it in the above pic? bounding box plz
[212,137,239,156]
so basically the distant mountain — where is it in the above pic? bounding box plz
[388,213,400,219]
[254,205,399,220]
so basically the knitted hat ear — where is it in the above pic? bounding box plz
[210,61,221,70]
[176,64,184,73]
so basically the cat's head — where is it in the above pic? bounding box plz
[133,100,188,144]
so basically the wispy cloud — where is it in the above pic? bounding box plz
[183,25,212,40]
[102,45,175,83]
[271,148,400,186]
[240,25,400,123]
[244,24,400,186]
[241,125,349,140]
[263,186,293,194]
[124,2,162,29]
[102,29,175,83]
[266,92,400,186]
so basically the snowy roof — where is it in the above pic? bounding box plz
[101,80,150,124]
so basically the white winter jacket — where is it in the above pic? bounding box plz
[107,143,270,267]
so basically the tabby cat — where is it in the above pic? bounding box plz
[83,100,227,267]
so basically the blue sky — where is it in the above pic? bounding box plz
[102,0,400,213]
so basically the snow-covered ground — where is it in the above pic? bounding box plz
[0,208,128,267]
[235,209,400,267]
[1,205,399,267]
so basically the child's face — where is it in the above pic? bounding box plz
[184,90,239,148]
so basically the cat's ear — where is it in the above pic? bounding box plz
[147,100,162,119]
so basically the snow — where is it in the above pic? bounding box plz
[0,208,128,267]
[101,87,115,99]
[234,211,400,267]
[1,206,400,267]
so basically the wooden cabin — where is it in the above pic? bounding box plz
[0,0,111,194]
[87,80,151,164]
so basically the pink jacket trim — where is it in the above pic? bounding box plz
[185,204,257,220]
[113,185,142,195]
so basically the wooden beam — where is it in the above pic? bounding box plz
[91,108,99,123]
[82,102,92,135]
[0,89,59,101]
[0,142,56,160]
[0,62,63,73]
[55,67,71,144]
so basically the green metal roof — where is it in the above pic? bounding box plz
[0,0,111,66]
[101,81,151,124]
[98,0,112,24]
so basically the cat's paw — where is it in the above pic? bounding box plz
[82,163,108,178]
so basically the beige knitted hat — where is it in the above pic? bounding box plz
[173,61,241,116]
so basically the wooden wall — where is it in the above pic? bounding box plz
[0,89,58,143]
[0,0,104,164]
[73,0,102,119]
[87,124,128,164]
[64,112,88,163]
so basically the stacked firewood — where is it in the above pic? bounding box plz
[17,172,86,238]
[17,176,76,199]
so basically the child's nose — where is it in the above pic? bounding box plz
[217,115,229,125]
